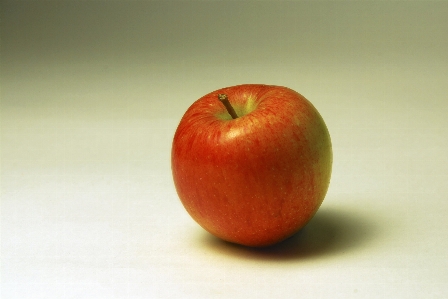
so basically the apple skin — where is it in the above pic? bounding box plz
[171,84,332,247]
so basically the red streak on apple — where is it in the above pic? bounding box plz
[172,84,332,247]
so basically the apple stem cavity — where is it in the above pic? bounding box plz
[218,94,238,119]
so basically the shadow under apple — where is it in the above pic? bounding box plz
[198,207,379,261]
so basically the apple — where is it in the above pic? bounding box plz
[171,84,332,247]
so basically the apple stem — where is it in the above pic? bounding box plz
[218,94,238,119]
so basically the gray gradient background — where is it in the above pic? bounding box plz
[1,1,447,298]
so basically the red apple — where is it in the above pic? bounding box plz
[171,84,332,247]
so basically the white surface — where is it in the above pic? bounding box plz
[1,2,448,298]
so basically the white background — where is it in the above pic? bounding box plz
[1,1,447,298]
